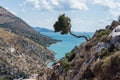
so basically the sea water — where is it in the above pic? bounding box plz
[40,32,94,61]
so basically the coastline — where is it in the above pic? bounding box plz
[47,39,62,47]
[46,40,62,67]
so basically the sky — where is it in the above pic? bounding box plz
[0,0,120,32]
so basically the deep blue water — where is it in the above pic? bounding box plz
[40,32,94,61]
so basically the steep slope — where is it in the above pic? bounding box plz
[40,19,120,80]
[0,28,55,79]
[0,6,57,47]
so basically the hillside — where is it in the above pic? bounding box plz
[34,27,53,32]
[0,6,57,80]
[0,28,56,79]
[40,19,120,80]
[0,6,57,47]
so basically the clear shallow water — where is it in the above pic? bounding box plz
[40,32,94,61]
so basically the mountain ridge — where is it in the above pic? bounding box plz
[0,6,56,79]
[0,6,57,47]
[34,27,53,32]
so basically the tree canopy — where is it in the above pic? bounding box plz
[54,14,71,34]
[53,14,90,41]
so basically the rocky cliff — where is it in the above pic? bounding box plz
[40,19,120,80]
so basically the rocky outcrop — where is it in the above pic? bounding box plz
[109,25,120,47]
[40,19,120,80]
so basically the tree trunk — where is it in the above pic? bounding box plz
[69,31,89,41]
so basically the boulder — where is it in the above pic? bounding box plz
[109,25,120,46]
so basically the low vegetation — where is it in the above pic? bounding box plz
[92,52,120,80]
[95,29,111,38]
[59,52,74,71]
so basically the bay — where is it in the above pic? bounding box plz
[40,32,94,60]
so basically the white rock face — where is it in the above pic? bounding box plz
[95,42,109,52]
[109,25,120,37]
[9,47,15,53]
[109,25,120,46]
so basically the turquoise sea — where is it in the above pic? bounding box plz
[40,32,94,60]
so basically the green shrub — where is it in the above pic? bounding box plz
[61,60,71,71]
[93,52,120,80]
[0,76,5,80]
[65,53,71,59]
[65,52,75,62]
[96,30,111,38]
[4,75,14,80]
[98,48,109,59]
[18,71,27,79]
[58,52,75,71]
